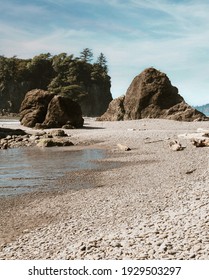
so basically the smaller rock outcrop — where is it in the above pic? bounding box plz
[19,89,55,127]
[0,128,74,149]
[43,95,84,128]
[169,140,185,151]
[97,96,125,121]
[19,89,84,128]
[36,138,73,147]
[191,139,209,147]
[98,68,207,122]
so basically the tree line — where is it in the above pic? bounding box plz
[0,48,110,102]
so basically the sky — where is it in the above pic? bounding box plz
[0,0,209,106]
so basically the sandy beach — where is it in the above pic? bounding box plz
[0,118,208,259]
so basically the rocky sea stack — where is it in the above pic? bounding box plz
[19,89,84,128]
[0,52,113,117]
[98,67,207,122]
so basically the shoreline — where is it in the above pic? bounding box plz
[0,118,209,259]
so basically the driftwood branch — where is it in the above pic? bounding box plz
[144,139,164,144]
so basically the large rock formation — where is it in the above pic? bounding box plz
[19,89,84,128]
[43,95,84,128]
[19,89,55,127]
[98,68,207,122]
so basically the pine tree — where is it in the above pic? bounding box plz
[79,48,93,62]
[97,52,108,72]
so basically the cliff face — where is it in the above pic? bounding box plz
[0,81,32,114]
[98,68,207,122]
[80,83,112,116]
[0,80,112,117]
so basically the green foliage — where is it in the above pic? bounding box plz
[59,85,87,102]
[0,48,110,103]
[48,49,110,101]
[91,53,109,82]
[26,53,55,89]
[0,56,30,91]
[97,52,108,72]
[79,48,93,62]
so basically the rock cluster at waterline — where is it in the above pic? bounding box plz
[98,68,207,122]
[19,89,84,129]
[0,128,73,149]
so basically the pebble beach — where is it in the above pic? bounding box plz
[0,118,208,259]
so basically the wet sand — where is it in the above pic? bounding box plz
[0,118,208,259]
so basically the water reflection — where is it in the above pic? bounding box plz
[0,147,106,196]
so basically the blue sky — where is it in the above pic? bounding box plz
[1,0,209,105]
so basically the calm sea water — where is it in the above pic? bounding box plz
[0,118,20,125]
[0,147,106,197]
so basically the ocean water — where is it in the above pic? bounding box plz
[0,147,106,197]
[0,118,20,125]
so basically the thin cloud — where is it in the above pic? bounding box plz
[1,1,47,17]
[1,0,209,105]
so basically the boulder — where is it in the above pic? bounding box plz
[117,143,131,151]
[19,89,84,128]
[97,96,125,121]
[98,68,207,122]
[0,133,31,149]
[169,140,185,151]
[191,139,209,147]
[49,130,68,137]
[43,95,84,128]
[19,89,55,127]
[0,128,75,149]
[36,138,74,147]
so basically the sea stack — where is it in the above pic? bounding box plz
[19,89,84,128]
[98,67,207,121]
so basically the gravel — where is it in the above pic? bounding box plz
[0,118,208,259]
